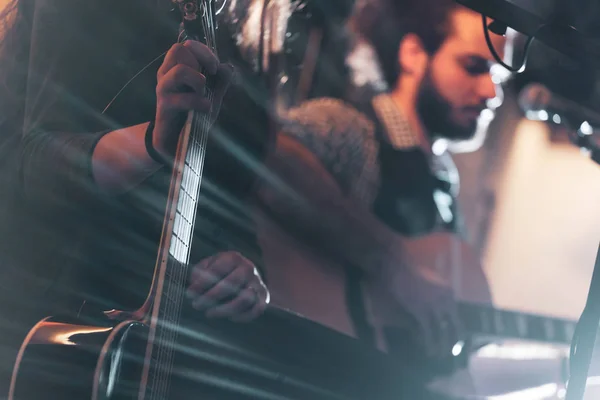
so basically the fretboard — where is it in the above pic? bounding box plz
[143,111,211,400]
[170,144,205,263]
[459,303,578,344]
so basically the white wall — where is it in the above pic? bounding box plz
[483,119,600,319]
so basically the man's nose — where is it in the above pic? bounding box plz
[476,73,498,101]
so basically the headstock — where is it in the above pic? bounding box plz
[171,0,228,21]
[173,0,202,21]
[171,0,224,51]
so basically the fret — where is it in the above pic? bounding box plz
[543,318,556,341]
[187,137,202,168]
[173,210,193,246]
[526,315,543,341]
[186,140,205,172]
[502,310,520,338]
[169,233,178,261]
[458,303,580,345]
[516,313,528,338]
[173,210,181,240]
[176,207,193,227]
[158,289,181,323]
[181,164,200,201]
[180,163,191,195]
[161,287,181,306]
[169,231,190,264]
[176,187,194,219]
[160,273,186,319]
[480,308,492,333]
[185,155,200,176]
[493,310,505,335]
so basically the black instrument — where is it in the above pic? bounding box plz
[458,302,577,345]
[8,306,442,400]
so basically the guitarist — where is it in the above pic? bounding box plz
[0,0,275,393]
[255,0,506,387]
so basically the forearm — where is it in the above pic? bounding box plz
[92,121,163,194]
[256,135,404,276]
[261,189,398,276]
[21,121,165,214]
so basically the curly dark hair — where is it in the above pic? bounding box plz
[0,0,32,133]
[353,0,460,88]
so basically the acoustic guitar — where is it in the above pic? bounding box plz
[9,1,243,398]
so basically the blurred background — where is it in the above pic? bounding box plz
[273,0,600,321]
[268,0,600,397]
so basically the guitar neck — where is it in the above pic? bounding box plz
[139,3,219,399]
[459,302,577,345]
[150,3,217,327]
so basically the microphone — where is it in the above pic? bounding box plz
[518,83,600,128]
[519,83,600,165]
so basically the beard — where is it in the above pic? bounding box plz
[416,67,480,141]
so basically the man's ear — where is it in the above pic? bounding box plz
[397,33,429,78]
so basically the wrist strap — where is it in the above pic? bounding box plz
[144,120,171,167]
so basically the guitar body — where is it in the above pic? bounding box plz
[10,308,434,400]
[9,316,147,400]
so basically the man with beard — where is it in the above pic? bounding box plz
[254,0,506,379]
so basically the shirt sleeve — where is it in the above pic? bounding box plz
[280,98,380,205]
[18,0,156,213]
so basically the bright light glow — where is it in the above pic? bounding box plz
[51,327,113,346]
[557,376,600,399]
[433,189,454,224]
[553,114,562,124]
[485,383,558,400]
[488,96,503,110]
[580,121,593,135]
[447,108,496,153]
[491,63,512,84]
[586,376,600,386]
[476,343,567,360]
[432,138,449,156]
[347,40,387,90]
[480,108,495,122]
[452,340,465,356]
[525,110,549,121]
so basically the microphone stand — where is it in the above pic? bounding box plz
[565,125,600,400]
[566,243,600,400]
[518,96,600,398]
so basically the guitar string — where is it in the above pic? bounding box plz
[152,7,204,400]
[157,11,211,398]
[151,3,218,398]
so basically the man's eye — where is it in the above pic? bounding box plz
[464,65,490,76]
[464,64,489,76]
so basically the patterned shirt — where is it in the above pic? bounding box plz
[281,94,460,228]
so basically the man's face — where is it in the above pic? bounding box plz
[416,9,506,140]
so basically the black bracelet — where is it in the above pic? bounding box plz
[144,120,171,167]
